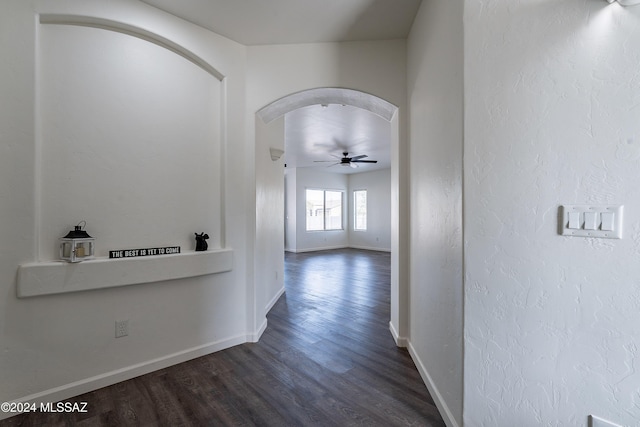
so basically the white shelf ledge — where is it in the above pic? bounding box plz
[17,249,233,298]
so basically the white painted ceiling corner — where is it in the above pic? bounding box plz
[606,0,640,6]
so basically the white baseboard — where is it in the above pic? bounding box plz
[0,334,247,421]
[245,287,285,345]
[265,286,285,313]
[407,341,460,427]
[287,245,348,253]
[389,321,408,347]
[247,317,268,343]
[348,245,391,252]
[286,245,392,253]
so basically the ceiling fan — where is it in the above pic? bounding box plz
[314,152,378,169]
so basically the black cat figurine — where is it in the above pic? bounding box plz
[195,232,209,251]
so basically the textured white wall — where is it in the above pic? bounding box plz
[348,169,392,251]
[0,0,249,411]
[285,168,298,252]
[255,116,285,323]
[407,0,464,425]
[464,0,640,425]
[247,41,407,114]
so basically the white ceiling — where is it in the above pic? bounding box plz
[141,0,421,174]
[285,104,391,174]
[140,0,421,45]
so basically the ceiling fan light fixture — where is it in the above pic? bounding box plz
[315,151,377,170]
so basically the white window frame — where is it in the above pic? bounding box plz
[305,188,344,231]
[353,189,367,231]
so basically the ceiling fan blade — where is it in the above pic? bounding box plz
[327,162,340,167]
[314,160,336,163]
[350,154,368,161]
[351,159,377,163]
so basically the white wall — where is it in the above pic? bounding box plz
[406,1,464,426]
[285,168,298,252]
[247,41,407,111]
[255,116,285,323]
[464,1,640,426]
[348,169,392,251]
[0,0,250,412]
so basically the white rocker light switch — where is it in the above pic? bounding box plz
[560,205,623,239]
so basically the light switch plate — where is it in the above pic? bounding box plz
[560,205,623,239]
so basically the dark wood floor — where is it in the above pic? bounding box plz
[2,248,445,426]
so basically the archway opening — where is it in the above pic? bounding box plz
[254,87,407,347]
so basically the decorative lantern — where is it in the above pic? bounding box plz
[59,221,95,263]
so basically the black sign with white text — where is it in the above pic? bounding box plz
[109,246,181,259]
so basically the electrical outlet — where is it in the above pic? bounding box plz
[589,415,622,427]
[115,320,129,338]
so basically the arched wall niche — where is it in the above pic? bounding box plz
[39,14,225,80]
[35,15,227,262]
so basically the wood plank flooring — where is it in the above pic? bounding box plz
[2,248,445,426]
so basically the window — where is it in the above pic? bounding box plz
[306,189,343,231]
[354,190,367,231]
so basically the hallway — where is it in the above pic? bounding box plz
[3,249,444,426]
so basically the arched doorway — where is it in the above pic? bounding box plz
[253,87,408,347]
